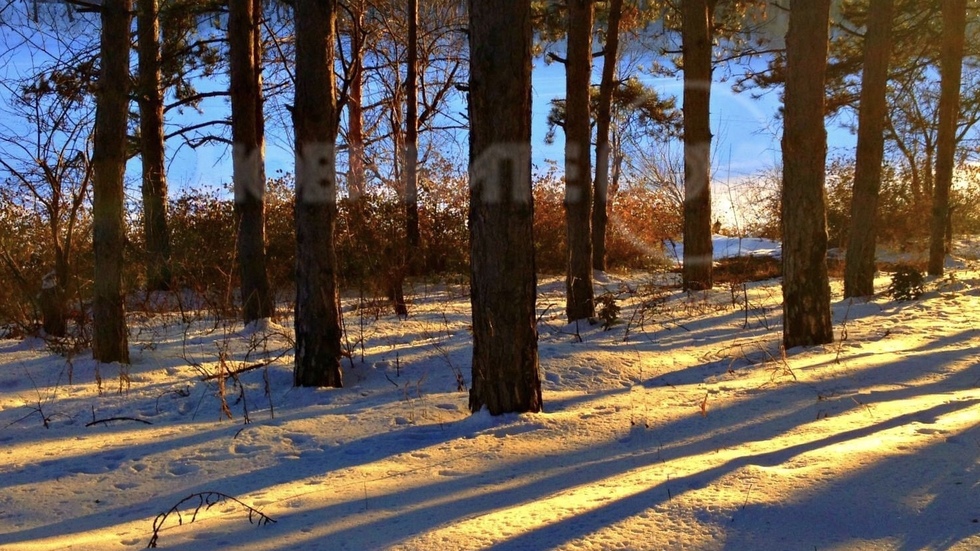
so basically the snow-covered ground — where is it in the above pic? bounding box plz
[667,234,783,263]
[1,237,979,550]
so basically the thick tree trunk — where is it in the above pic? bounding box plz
[781,0,833,349]
[137,0,172,292]
[843,0,894,298]
[928,0,967,276]
[229,0,273,324]
[293,0,344,388]
[405,0,420,258]
[564,0,595,322]
[92,0,131,364]
[468,0,542,415]
[592,0,623,272]
[681,0,714,291]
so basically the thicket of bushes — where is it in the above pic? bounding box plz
[0,170,680,332]
[739,158,980,250]
[8,157,974,334]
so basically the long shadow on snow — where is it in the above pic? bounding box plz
[483,400,980,551]
[235,345,980,549]
[640,333,980,460]
[0,401,472,545]
[4,294,979,546]
[222,397,979,551]
[6,343,972,548]
[719,419,980,550]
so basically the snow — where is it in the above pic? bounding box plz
[666,234,783,264]
[1,237,979,550]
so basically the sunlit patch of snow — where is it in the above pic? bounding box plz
[668,234,782,265]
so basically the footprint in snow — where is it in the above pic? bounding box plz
[166,462,199,476]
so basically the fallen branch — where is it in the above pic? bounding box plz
[147,491,276,548]
[86,417,152,427]
[199,361,271,382]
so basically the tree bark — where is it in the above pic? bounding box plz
[564,0,595,322]
[681,0,714,291]
[843,0,894,298]
[39,271,65,337]
[468,0,542,415]
[137,0,173,292]
[781,0,833,349]
[928,0,967,276]
[346,1,367,200]
[92,0,132,364]
[405,0,420,258]
[293,0,344,388]
[385,62,409,317]
[592,0,623,272]
[681,0,713,291]
[229,0,273,324]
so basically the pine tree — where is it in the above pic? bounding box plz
[137,0,173,292]
[564,0,595,322]
[468,0,542,415]
[781,0,834,348]
[293,0,344,388]
[844,0,895,298]
[681,0,715,291]
[927,0,968,276]
[229,0,273,324]
[92,0,132,364]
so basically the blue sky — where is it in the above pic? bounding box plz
[166,59,844,194]
[0,14,858,207]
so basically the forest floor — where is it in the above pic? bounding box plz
[0,236,978,550]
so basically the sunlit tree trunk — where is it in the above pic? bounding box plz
[592,0,623,272]
[92,0,132,364]
[293,0,344,388]
[137,0,172,292]
[681,0,714,291]
[843,0,894,298]
[781,0,833,348]
[564,0,595,322]
[928,0,967,276]
[229,0,273,324]
[468,0,542,415]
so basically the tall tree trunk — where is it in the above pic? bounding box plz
[347,1,366,200]
[843,0,895,298]
[342,0,371,308]
[92,0,132,364]
[681,0,713,291]
[592,0,623,272]
[293,0,344,388]
[137,0,172,292]
[564,0,595,322]
[229,0,273,324]
[468,0,542,415]
[928,0,967,276]
[405,0,420,258]
[386,71,409,317]
[781,0,833,349]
